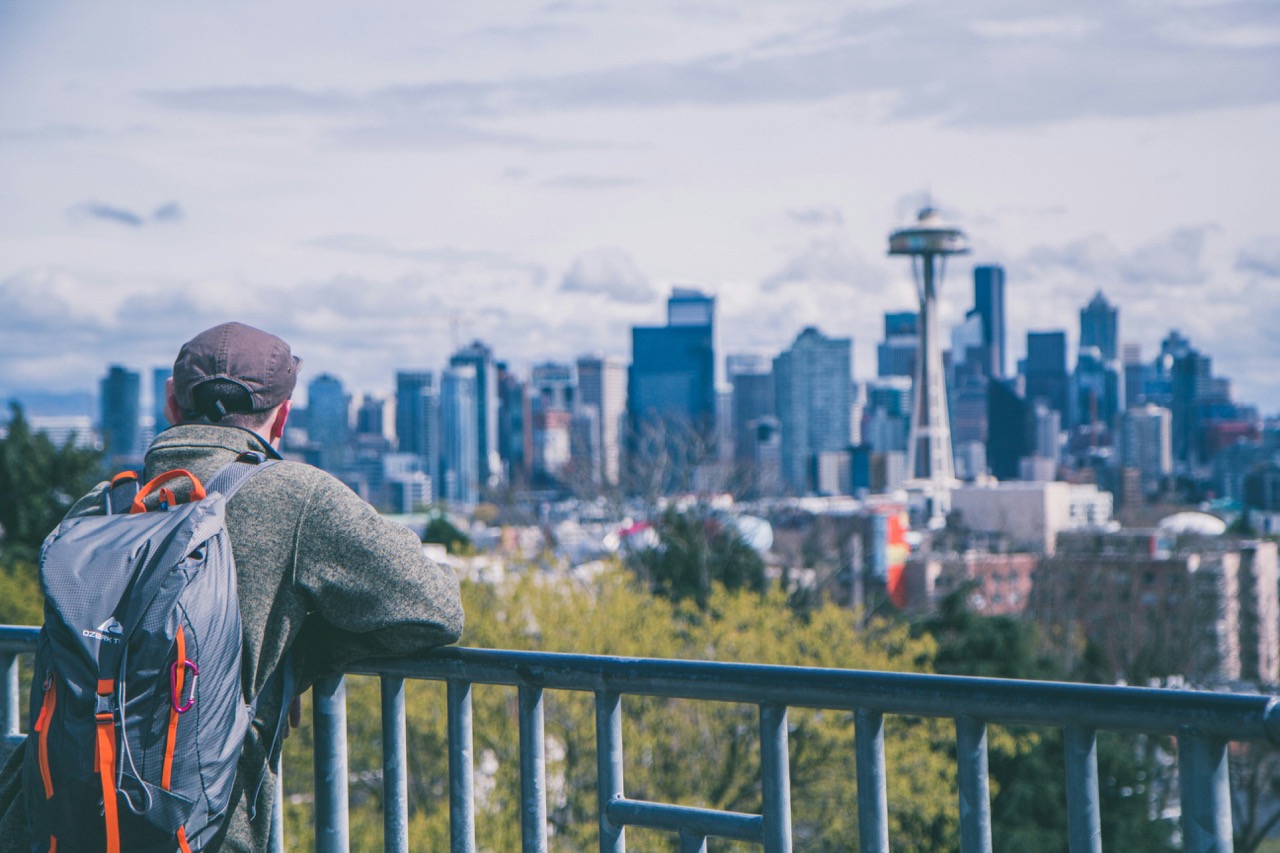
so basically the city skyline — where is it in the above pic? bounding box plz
[1,2,1277,411]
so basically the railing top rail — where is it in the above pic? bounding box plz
[5,625,1278,744]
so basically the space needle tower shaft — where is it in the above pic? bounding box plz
[888,206,969,521]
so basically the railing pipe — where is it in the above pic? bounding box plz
[314,675,350,853]
[605,798,763,841]
[519,685,548,853]
[270,758,284,853]
[956,716,992,853]
[760,703,792,853]
[855,708,889,853]
[447,680,476,853]
[353,648,1280,745]
[595,690,625,853]
[1179,730,1233,853]
[381,676,409,853]
[1064,725,1102,853]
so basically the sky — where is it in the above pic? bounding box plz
[1,0,1278,414]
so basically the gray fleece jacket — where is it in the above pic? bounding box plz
[0,424,465,852]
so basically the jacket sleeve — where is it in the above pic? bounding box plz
[291,477,464,680]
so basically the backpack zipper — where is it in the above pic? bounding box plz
[34,671,56,799]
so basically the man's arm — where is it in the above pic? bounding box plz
[292,478,465,680]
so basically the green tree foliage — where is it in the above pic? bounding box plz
[0,402,102,562]
[915,586,1177,853]
[422,513,472,554]
[625,504,767,609]
[282,567,968,851]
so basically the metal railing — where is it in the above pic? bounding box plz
[4,624,1279,852]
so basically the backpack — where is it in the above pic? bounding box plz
[23,451,289,853]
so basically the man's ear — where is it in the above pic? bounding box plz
[164,377,181,426]
[269,400,292,445]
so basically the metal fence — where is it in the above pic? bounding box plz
[4,624,1279,852]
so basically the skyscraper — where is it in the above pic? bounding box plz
[497,363,529,485]
[1080,291,1119,362]
[395,371,436,458]
[726,354,775,467]
[576,353,627,485]
[773,327,852,495]
[307,373,349,472]
[1025,331,1069,417]
[628,288,716,467]
[450,341,500,491]
[1120,404,1173,496]
[876,311,918,379]
[152,367,172,434]
[100,365,140,461]
[972,265,1007,379]
[439,365,479,507]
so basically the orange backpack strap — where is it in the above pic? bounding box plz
[93,679,120,853]
[130,470,206,514]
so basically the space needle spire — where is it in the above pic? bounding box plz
[888,205,969,525]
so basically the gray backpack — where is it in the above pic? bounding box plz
[23,451,288,853]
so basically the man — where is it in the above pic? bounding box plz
[0,321,465,852]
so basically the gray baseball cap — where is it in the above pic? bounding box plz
[173,322,301,414]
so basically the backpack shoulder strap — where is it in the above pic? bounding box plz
[205,451,279,502]
[104,471,141,515]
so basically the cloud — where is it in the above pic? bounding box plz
[304,234,546,281]
[1235,235,1280,277]
[789,206,844,227]
[1023,226,1213,288]
[559,247,654,303]
[761,238,886,292]
[139,2,1280,130]
[542,174,638,189]
[68,201,184,228]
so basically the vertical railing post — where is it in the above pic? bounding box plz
[1179,730,1233,853]
[381,676,409,853]
[519,685,548,853]
[1064,726,1102,853]
[2,653,19,745]
[595,690,625,853]
[679,829,708,853]
[314,676,350,853]
[269,755,284,853]
[855,709,889,853]
[956,716,992,853]
[760,703,793,853]
[448,680,476,853]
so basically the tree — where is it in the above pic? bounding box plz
[281,566,967,851]
[915,586,1177,852]
[421,512,472,554]
[625,503,766,609]
[0,402,102,561]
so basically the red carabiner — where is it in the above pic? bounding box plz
[170,659,199,713]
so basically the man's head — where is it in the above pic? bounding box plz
[167,322,300,444]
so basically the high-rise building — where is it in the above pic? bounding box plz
[972,265,1007,379]
[1025,331,1069,417]
[628,289,716,467]
[100,365,141,461]
[497,363,530,486]
[395,370,437,461]
[773,327,852,495]
[307,373,349,472]
[1120,404,1173,496]
[576,354,627,486]
[356,394,385,436]
[876,311,918,379]
[727,354,775,467]
[1080,291,1119,362]
[450,341,501,491]
[439,365,479,507]
[152,367,172,434]
[987,379,1029,481]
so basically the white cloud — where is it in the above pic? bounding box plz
[559,247,655,303]
[1236,235,1280,277]
[969,16,1101,40]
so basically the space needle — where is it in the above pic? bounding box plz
[889,206,969,526]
